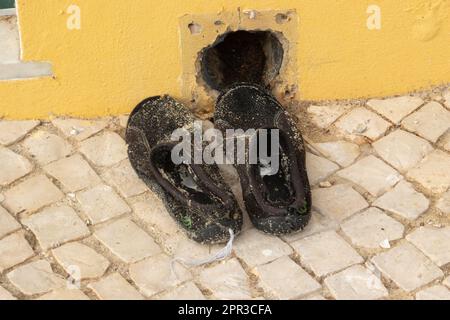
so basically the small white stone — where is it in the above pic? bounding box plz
[324,265,388,300]
[307,105,349,129]
[416,285,450,300]
[76,185,131,224]
[23,131,73,165]
[52,118,107,141]
[341,208,404,249]
[129,253,192,297]
[373,129,433,172]
[88,273,144,300]
[373,180,430,220]
[402,102,450,143]
[0,120,40,146]
[312,184,369,222]
[379,239,391,249]
[406,226,450,267]
[254,256,321,300]
[306,152,340,185]
[313,141,360,167]
[198,259,252,300]
[371,242,443,292]
[337,155,401,197]
[234,228,293,268]
[367,96,424,124]
[407,150,450,194]
[94,218,161,263]
[292,231,363,277]
[22,205,90,251]
[0,147,33,186]
[79,131,127,167]
[335,108,391,141]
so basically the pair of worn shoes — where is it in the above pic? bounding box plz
[126,83,311,244]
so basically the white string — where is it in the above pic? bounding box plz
[170,229,235,278]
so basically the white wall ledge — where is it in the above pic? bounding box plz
[0,62,53,80]
[0,8,16,17]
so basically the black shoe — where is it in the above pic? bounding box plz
[126,96,242,244]
[214,83,311,235]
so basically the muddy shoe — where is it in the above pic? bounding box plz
[214,83,311,235]
[126,96,242,244]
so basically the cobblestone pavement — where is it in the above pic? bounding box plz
[0,86,449,300]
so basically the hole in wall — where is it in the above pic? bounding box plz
[188,22,202,35]
[199,30,284,92]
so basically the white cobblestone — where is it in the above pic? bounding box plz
[371,242,443,292]
[373,180,430,220]
[157,282,205,300]
[416,285,450,300]
[367,96,424,124]
[23,131,72,165]
[101,160,147,198]
[292,231,363,277]
[402,102,450,143]
[22,205,90,250]
[313,141,360,167]
[341,208,404,249]
[79,131,127,167]
[373,130,433,172]
[324,265,388,300]
[337,155,402,197]
[0,147,32,186]
[88,273,144,300]
[406,227,450,267]
[0,286,16,300]
[312,185,369,222]
[0,205,20,239]
[437,190,450,214]
[307,105,349,129]
[335,108,391,141]
[306,152,339,185]
[282,211,339,243]
[0,120,40,146]
[94,218,161,263]
[38,288,90,300]
[44,154,101,192]
[254,256,321,300]
[407,150,450,194]
[0,232,34,272]
[52,118,107,141]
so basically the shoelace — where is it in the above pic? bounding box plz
[170,229,235,278]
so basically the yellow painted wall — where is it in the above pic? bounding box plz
[0,0,449,119]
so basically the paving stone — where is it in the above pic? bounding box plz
[439,130,450,152]
[313,141,360,167]
[282,211,339,243]
[437,190,450,214]
[157,282,205,300]
[52,242,110,279]
[44,154,101,192]
[77,185,131,224]
[88,273,144,300]
[367,96,424,123]
[402,102,450,143]
[23,131,73,165]
[324,265,388,300]
[337,156,402,197]
[306,152,339,185]
[407,150,450,194]
[234,229,293,268]
[335,108,391,141]
[52,118,107,141]
[132,198,178,238]
[0,286,16,300]
[302,294,326,300]
[373,130,433,172]
[444,276,450,288]
[38,288,90,300]
[416,285,450,300]
[198,258,252,300]
[94,218,161,263]
[341,208,404,249]
[373,180,429,220]
[371,242,443,292]
[0,120,40,145]
[254,256,321,300]
[292,231,363,277]
[118,115,129,128]
[130,253,192,297]
[0,205,20,239]
[101,160,147,198]
[0,232,34,272]
[3,175,64,215]
[311,185,369,222]
[307,105,349,129]
[7,260,65,296]
[444,89,450,108]
[22,206,90,250]
[406,227,450,267]
[79,131,127,167]
[0,147,32,186]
